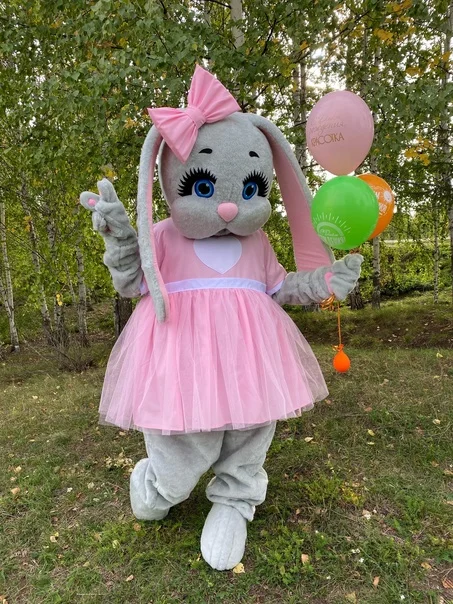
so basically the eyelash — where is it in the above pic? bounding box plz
[243,171,269,197]
[178,168,217,196]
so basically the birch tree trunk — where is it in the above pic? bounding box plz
[76,244,89,347]
[20,184,54,342]
[369,46,382,310]
[441,0,453,300]
[433,203,440,303]
[231,0,244,49]
[372,235,381,309]
[292,46,308,174]
[46,212,69,351]
[345,21,365,311]
[0,201,20,351]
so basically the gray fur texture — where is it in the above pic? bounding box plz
[273,254,364,305]
[80,179,143,298]
[159,114,274,239]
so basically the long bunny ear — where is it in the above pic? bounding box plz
[246,114,334,271]
[137,125,169,322]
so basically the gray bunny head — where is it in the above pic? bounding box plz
[158,113,274,239]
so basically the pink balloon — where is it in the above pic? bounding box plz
[306,91,374,175]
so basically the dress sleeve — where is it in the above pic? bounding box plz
[260,231,287,295]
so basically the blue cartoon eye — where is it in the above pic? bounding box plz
[242,182,258,200]
[194,179,215,198]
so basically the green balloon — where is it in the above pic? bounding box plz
[311,176,379,250]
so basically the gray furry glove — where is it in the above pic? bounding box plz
[273,254,363,306]
[80,179,143,298]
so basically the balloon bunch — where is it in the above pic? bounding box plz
[306,91,395,372]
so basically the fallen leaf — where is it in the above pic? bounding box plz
[83,561,90,567]
[436,352,443,358]
[446,500,453,506]
[364,407,373,413]
[367,429,375,436]
[443,469,453,476]
[373,576,380,587]
[125,574,134,582]
[345,593,357,603]
[232,562,245,574]
[433,419,441,425]
[10,487,20,496]
[362,509,372,520]
[14,466,22,473]
[367,442,375,446]
[32,395,38,400]
[442,577,453,589]
[301,554,310,565]
[421,561,432,570]
[304,437,314,443]
[133,523,141,531]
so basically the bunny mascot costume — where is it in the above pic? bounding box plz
[81,66,362,571]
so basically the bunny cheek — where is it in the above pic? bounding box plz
[170,195,229,239]
[226,196,271,237]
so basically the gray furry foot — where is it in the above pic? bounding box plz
[200,503,247,570]
[130,458,170,521]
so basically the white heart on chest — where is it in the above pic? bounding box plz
[193,236,242,275]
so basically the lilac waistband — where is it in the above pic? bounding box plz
[165,278,268,294]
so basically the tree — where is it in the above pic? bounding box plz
[0,201,19,351]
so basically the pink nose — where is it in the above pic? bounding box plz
[217,202,238,222]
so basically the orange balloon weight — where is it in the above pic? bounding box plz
[333,347,351,373]
[358,174,395,239]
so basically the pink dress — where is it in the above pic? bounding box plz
[99,219,328,435]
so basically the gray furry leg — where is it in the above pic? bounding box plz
[207,422,277,519]
[201,422,276,570]
[130,431,223,521]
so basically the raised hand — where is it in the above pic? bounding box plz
[80,179,136,240]
[80,179,143,298]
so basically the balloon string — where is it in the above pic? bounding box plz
[320,295,343,351]
[337,302,342,349]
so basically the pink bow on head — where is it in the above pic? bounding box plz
[148,65,240,164]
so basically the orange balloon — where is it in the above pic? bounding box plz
[333,348,351,373]
[358,174,395,239]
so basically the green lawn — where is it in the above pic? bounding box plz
[1,298,452,603]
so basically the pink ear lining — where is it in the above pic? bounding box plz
[268,138,332,271]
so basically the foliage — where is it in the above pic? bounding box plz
[0,0,452,345]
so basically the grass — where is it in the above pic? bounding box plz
[0,295,452,603]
